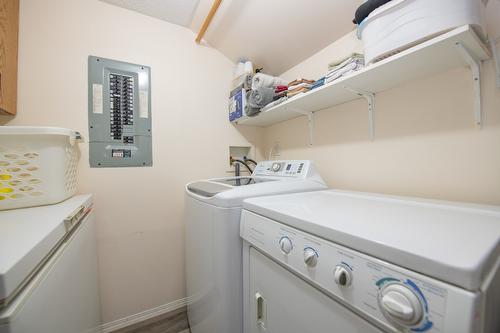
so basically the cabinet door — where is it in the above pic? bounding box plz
[0,0,19,115]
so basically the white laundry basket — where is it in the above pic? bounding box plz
[0,127,82,210]
[358,0,488,64]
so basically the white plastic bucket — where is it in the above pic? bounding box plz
[0,127,82,210]
[359,0,487,64]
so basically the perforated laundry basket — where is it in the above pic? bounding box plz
[0,127,82,210]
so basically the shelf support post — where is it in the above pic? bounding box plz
[289,108,315,146]
[455,42,482,127]
[490,36,500,89]
[344,86,376,141]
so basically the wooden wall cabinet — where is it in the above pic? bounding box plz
[0,0,19,115]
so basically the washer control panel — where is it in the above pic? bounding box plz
[240,210,476,333]
[253,160,308,178]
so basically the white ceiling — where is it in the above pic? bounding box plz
[99,0,200,27]
[101,0,363,75]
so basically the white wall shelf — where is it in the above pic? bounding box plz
[234,25,491,144]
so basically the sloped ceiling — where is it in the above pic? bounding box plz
[101,0,363,75]
[189,0,363,74]
[99,0,200,27]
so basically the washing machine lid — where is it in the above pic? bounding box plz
[243,190,500,291]
[0,195,93,308]
[187,181,233,197]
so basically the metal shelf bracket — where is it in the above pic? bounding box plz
[490,36,500,89]
[344,86,376,141]
[289,108,315,146]
[455,42,482,127]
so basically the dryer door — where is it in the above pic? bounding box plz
[248,248,385,333]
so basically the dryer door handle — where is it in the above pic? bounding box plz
[256,292,267,328]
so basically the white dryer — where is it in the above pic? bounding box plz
[240,190,500,333]
[184,160,327,333]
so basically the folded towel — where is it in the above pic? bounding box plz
[288,87,310,98]
[275,87,288,93]
[325,67,362,84]
[261,97,288,112]
[328,53,364,70]
[313,77,325,84]
[244,91,261,117]
[288,78,315,86]
[248,87,275,109]
[252,73,287,90]
[311,82,325,90]
[275,85,288,90]
[326,56,364,83]
[326,62,360,79]
[311,77,325,90]
[288,83,313,92]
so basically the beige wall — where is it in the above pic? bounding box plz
[264,8,500,205]
[4,0,500,324]
[3,0,264,323]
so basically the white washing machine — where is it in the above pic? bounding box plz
[0,195,101,333]
[184,160,327,333]
[240,190,500,333]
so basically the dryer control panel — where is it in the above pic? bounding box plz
[241,210,481,333]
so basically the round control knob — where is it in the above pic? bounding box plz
[279,237,293,254]
[271,163,281,172]
[303,248,318,267]
[334,265,353,287]
[379,284,423,327]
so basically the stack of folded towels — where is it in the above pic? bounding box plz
[246,73,287,116]
[287,78,315,98]
[261,78,316,111]
[325,53,365,84]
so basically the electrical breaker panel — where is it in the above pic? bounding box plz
[88,56,152,167]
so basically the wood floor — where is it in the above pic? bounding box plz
[111,307,190,333]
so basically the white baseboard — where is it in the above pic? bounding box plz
[101,297,187,333]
